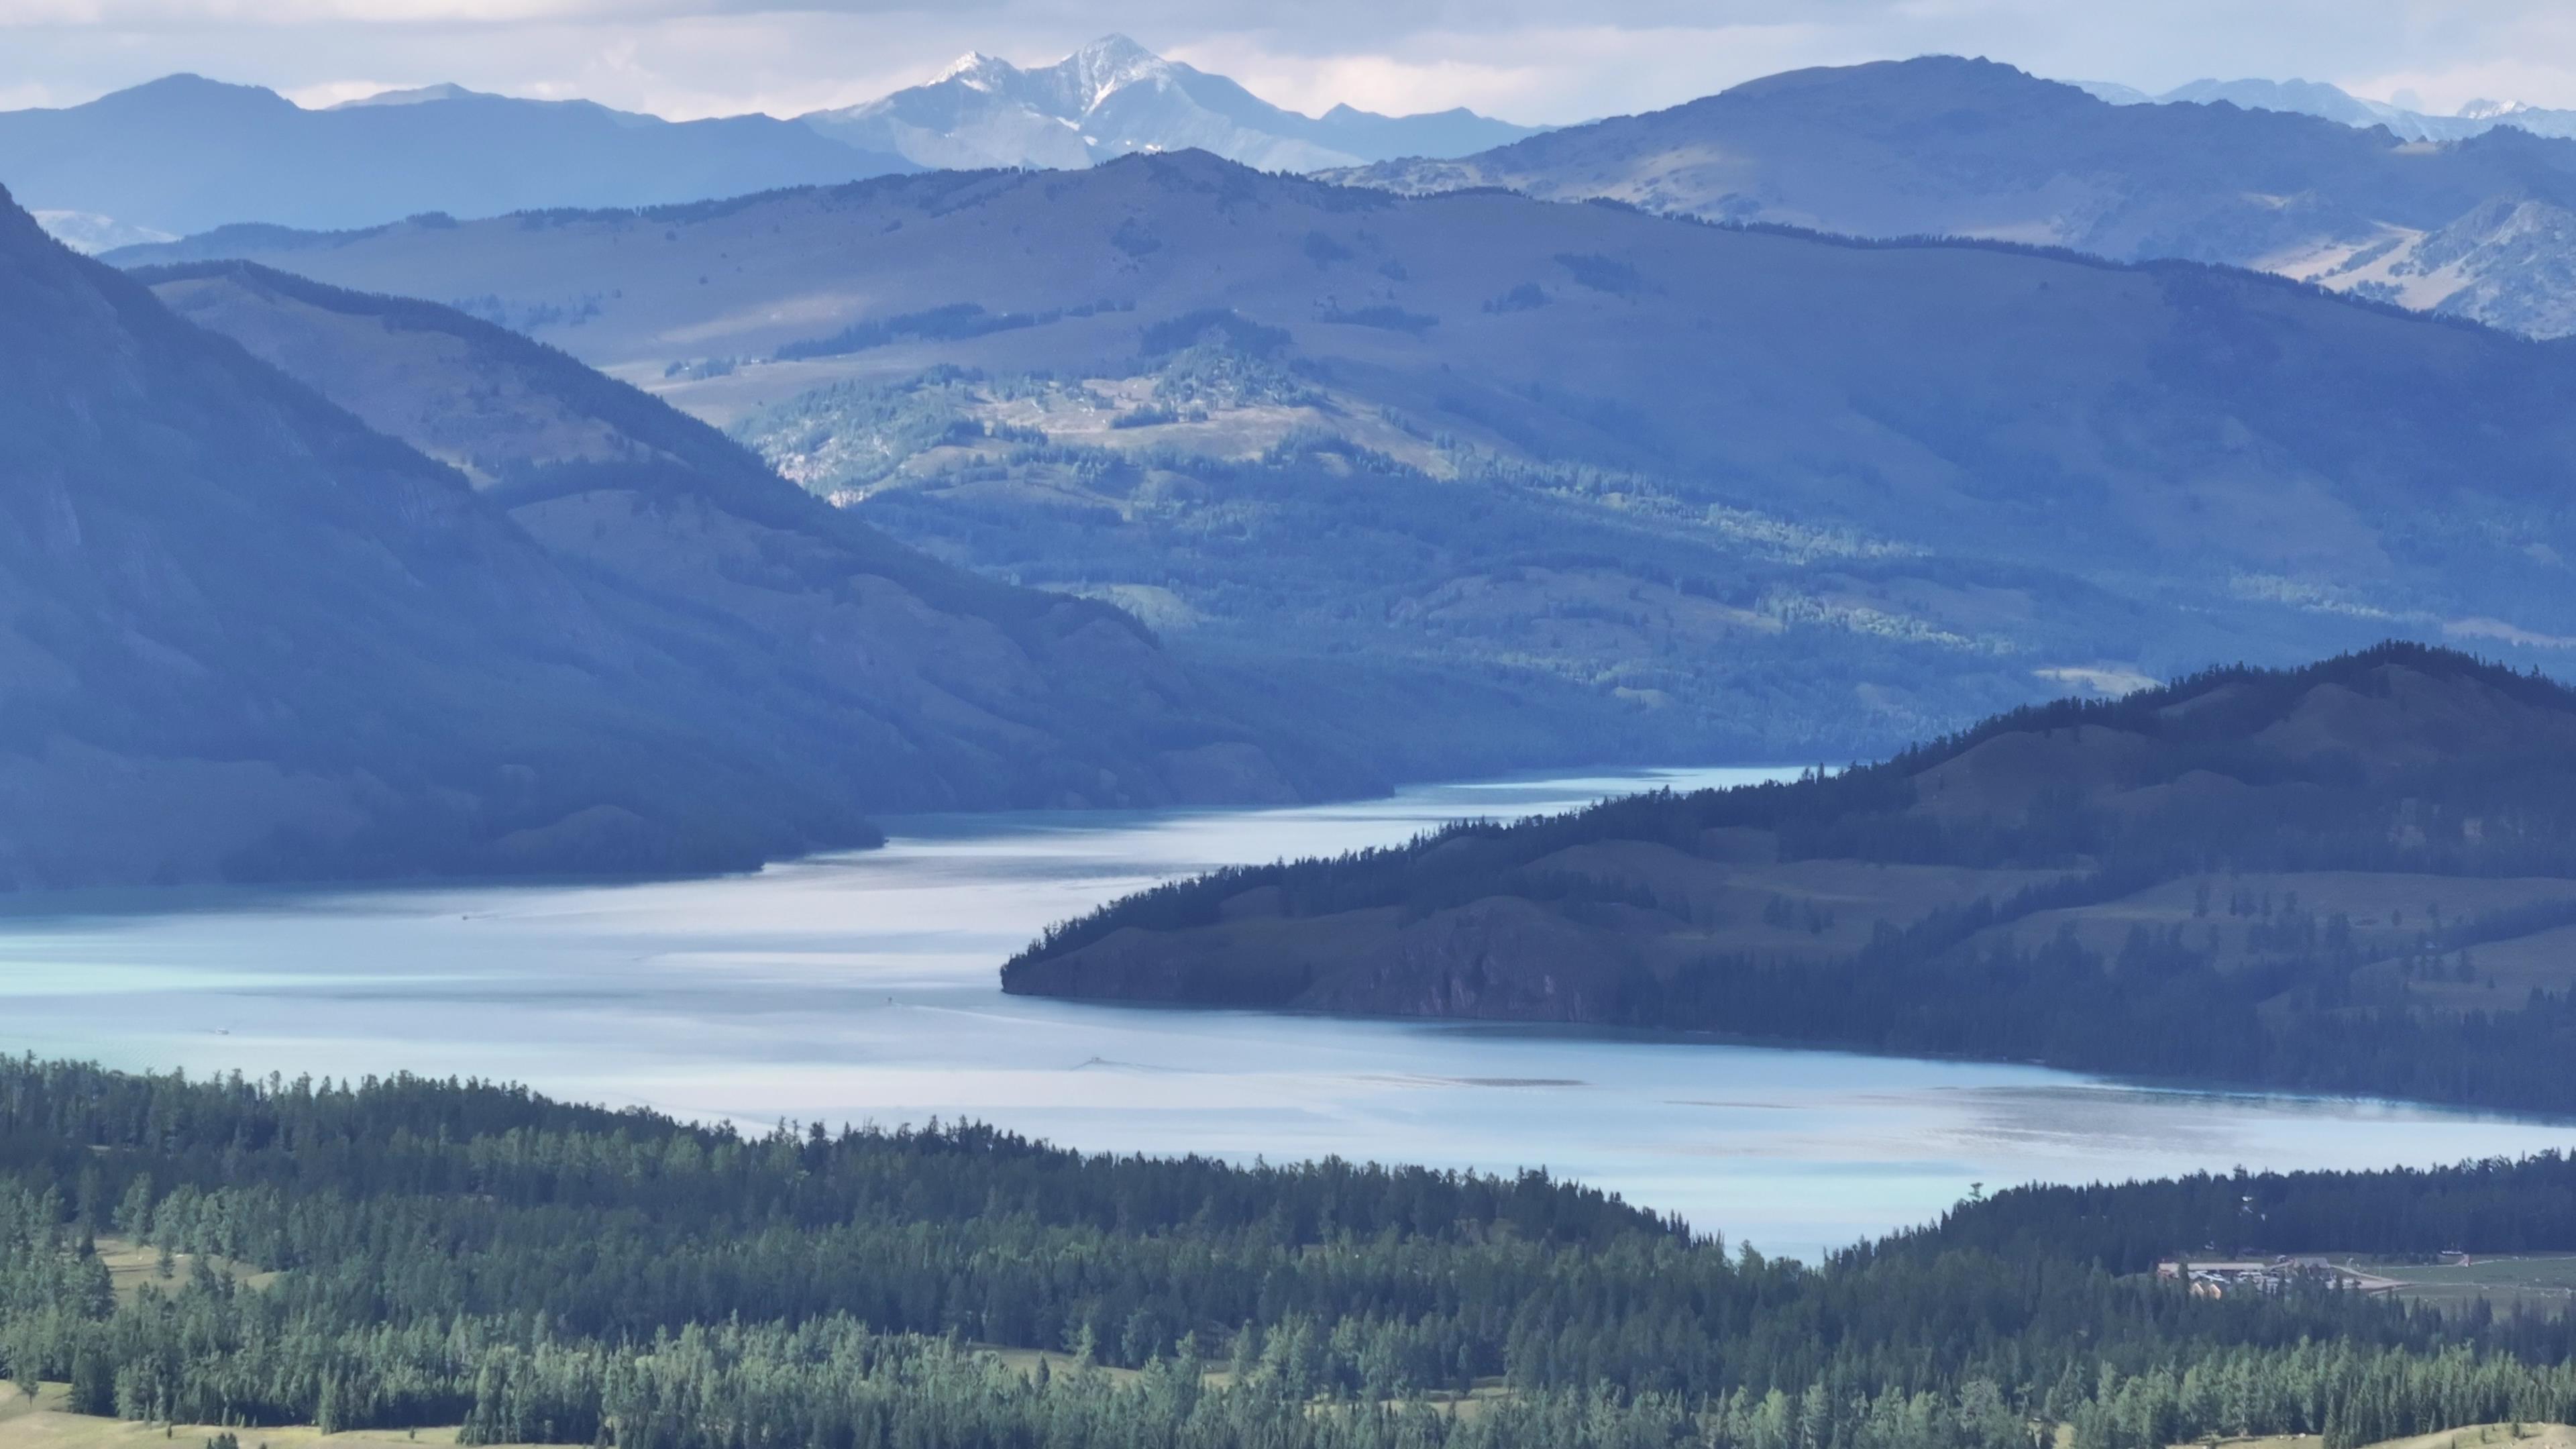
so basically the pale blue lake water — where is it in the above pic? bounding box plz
[1,765,2567,1260]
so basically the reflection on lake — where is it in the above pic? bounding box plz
[1,766,2566,1260]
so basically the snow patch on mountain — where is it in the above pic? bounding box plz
[800,34,1537,174]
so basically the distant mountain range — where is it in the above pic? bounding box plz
[105,152,2576,768]
[0,74,912,241]
[803,34,1539,173]
[2078,74,2576,143]
[5,36,1530,245]
[1326,56,2576,338]
[0,179,1350,888]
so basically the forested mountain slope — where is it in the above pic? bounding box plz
[1006,644,2576,1116]
[9,1059,2576,1449]
[0,187,1328,889]
[136,260,1346,814]
[1329,56,2576,338]
[104,153,2576,765]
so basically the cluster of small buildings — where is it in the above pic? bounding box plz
[2152,1257,2400,1298]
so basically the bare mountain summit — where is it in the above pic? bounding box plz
[1328,56,2576,337]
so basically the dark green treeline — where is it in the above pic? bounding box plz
[5,1058,2576,1449]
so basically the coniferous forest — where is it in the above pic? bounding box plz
[1003,645,2576,1116]
[8,1059,2576,1449]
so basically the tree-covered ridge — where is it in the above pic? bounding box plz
[1880,641,2576,773]
[1907,1153,2576,1274]
[1003,645,2576,1114]
[9,1061,2576,1449]
[1007,643,2567,961]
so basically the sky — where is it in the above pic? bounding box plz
[2,0,2575,123]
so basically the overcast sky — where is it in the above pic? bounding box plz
[1,0,2571,124]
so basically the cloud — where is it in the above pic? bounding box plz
[7,0,2576,124]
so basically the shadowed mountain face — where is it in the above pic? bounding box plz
[101,152,2576,766]
[0,191,1343,889]
[801,34,1540,174]
[1003,643,2576,1117]
[1328,56,2576,338]
[0,74,912,240]
[134,260,1355,815]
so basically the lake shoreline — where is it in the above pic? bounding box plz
[4,762,2568,1260]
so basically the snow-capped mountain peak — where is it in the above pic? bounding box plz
[799,34,1539,174]
[933,52,1011,91]
[1053,34,1169,114]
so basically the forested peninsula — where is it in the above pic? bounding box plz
[11,1060,2576,1449]
[1006,643,2576,1115]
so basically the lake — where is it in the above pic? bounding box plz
[1,765,2567,1260]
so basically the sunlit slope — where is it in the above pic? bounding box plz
[110,153,2576,657]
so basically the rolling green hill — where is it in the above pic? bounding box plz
[1004,642,2576,1116]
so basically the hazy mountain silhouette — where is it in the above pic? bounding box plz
[0,73,914,239]
[2084,74,2576,144]
[8,40,1528,247]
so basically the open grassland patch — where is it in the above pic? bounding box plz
[89,1236,278,1306]
[0,1388,555,1449]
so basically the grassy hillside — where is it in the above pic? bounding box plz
[105,154,2576,767]
[137,260,1363,814]
[1004,643,2576,1116]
